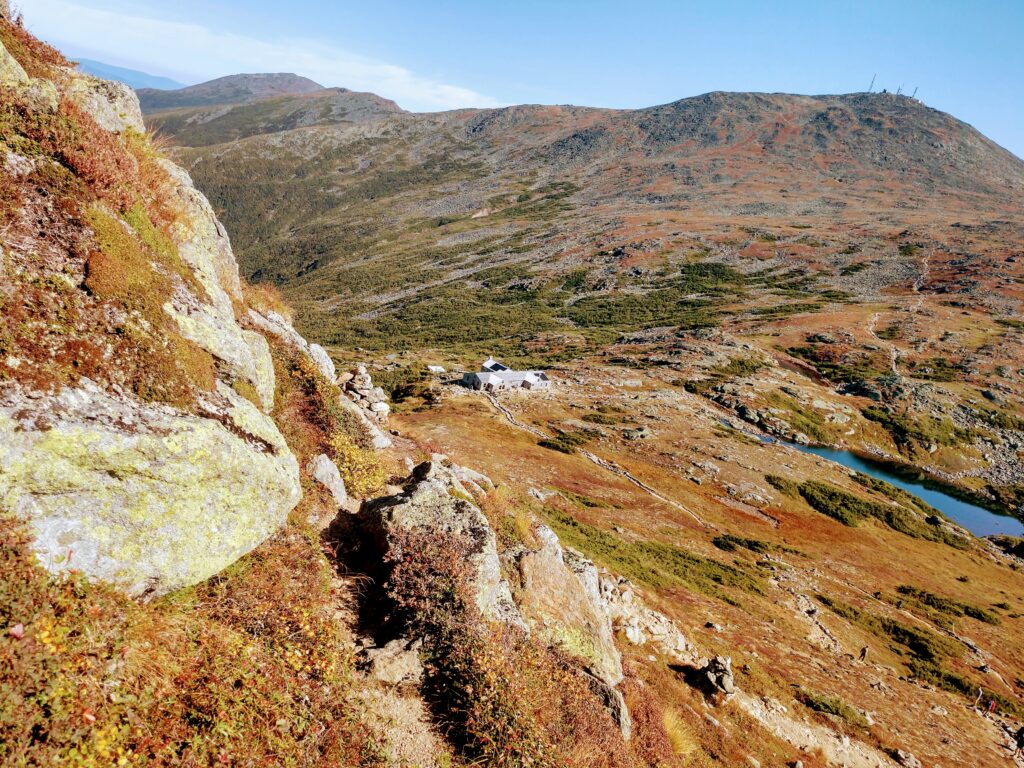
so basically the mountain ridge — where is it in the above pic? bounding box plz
[74,57,186,90]
[137,71,324,111]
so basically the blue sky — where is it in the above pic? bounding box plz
[20,0,1024,157]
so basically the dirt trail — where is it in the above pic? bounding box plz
[865,252,932,376]
[324,474,447,766]
[737,692,900,768]
[867,310,900,375]
[484,393,711,528]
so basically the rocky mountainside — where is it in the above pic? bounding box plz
[137,72,324,110]
[137,71,1024,768]
[1,18,747,767]
[157,84,1024,317]
[4,14,1024,768]
[145,86,404,146]
[155,78,1024,513]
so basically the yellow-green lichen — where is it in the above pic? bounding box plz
[0,388,301,596]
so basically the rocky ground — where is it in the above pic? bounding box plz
[388,357,1024,767]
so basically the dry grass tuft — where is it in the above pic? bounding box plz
[0,13,69,79]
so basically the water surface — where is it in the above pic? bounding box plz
[795,445,1024,538]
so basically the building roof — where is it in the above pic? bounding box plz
[470,358,550,387]
[482,357,509,372]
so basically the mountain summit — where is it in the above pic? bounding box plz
[137,72,324,110]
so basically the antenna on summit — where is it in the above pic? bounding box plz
[896,84,903,96]
[911,86,918,99]
[868,74,876,93]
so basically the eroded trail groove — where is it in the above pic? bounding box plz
[485,393,711,528]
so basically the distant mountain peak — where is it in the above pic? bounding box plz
[138,73,324,111]
[74,58,185,91]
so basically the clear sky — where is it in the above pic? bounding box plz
[18,0,1024,157]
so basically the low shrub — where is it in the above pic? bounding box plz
[385,527,637,767]
[797,690,869,728]
[0,14,69,79]
[766,474,801,497]
[713,535,770,554]
[851,473,942,517]
[895,586,999,625]
[815,594,960,664]
[0,508,382,767]
[797,481,968,548]
[329,431,387,498]
[798,481,874,526]
[538,429,592,454]
[862,406,972,448]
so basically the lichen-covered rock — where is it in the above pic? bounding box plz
[250,312,392,449]
[0,380,300,597]
[160,161,244,308]
[448,461,496,498]
[309,344,336,383]
[157,161,275,412]
[0,35,27,86]
[0,36,57,111]
[517,526,623,687]
[63,73,145,134]
[308,453,348,507]
[0,59,304,597]
[165,298,275,412]
[516,525,633,738]
[571,556,691,661]
[361,460,524,629]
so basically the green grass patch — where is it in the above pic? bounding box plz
[797,481,968,548]
[895,586,999,625]
[557,489,613,509]
[862,407,973,448]
[815,594,960,663]
[851,473,942,518]
[796,690,868,728]
[542,508,763,602]
[766,474,801,497]
[538,429,593,454]
[762,391,831,443]
[786,345,888,384]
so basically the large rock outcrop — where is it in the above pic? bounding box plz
[515,525,632,739]
[0,381,299,596]
[361,458,644,738]
[585,563,692,661]
[64,74,146,135]
[0,40,306,596]
[516,526,624,686]
[360,460,524,628]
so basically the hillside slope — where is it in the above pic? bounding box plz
[158,80,1024,513]
[2,19,755,768]
[3,13,1024,766]
[138,72,324,110]
[0,13,396,765]
[147,86,404,145]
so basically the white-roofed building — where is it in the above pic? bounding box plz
[462,358,552,392]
